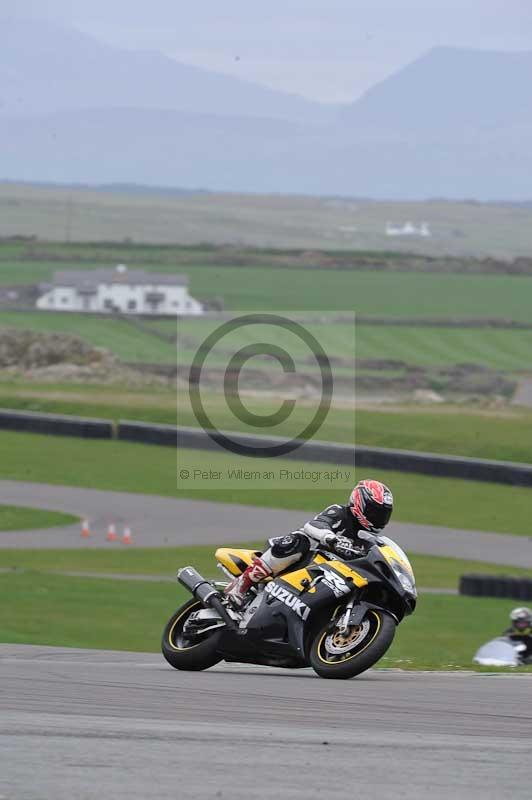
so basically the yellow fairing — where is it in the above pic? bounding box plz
[378,545,414,577]
[279,554,367,591]
[279,553,328,591]
[325,559,368,588]
[215,547,261,577]
[280,567,315,591]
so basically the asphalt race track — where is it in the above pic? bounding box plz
[1,480,531,567]
[2,478,529,798]
[1,644,530,800]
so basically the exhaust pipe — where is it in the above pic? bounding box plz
[178,566,237,630]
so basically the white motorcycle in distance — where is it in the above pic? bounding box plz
[473,636,531,667]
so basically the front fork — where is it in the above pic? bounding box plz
[336,600,356,634]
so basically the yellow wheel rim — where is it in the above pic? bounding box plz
[167,601,204,652]
[316,611,382,665]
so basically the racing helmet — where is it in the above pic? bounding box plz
[510,607,532,634]
[349,479,393,533]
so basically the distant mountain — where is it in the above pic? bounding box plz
[341,46,532,134]
[1,21,531,200]
[2,107,531,200]
[0,17,337,124]
[0,108,316,191]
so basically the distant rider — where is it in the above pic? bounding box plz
[504,607,532,662]
[225,479,394,607]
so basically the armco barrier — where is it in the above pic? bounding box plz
[460,574,532,601]
[0,409,113,439]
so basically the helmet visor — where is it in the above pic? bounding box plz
[367,503,393,531]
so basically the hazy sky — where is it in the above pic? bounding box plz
[8,1,532,102]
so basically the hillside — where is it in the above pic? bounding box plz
[0,17,335,124]
[342,46,532,134]
[1,20,532,199]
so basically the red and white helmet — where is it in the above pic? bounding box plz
[349,479,394,533]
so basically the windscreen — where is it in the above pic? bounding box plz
[378,536,413,571]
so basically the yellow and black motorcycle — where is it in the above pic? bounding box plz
[162,533,417,679]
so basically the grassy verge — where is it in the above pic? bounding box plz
[0,430,530,537]
[1,311,532,373]
[0,546,529,590]
[175,316,532,371]
[0,311,176,363]
[0,571,529,671]
[382,594,532,671]
[0,505,78,531]
[2,383,532,464]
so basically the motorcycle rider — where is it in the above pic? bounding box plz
[225,479,394,607]
[504,607,532,662]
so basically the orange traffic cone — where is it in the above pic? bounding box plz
[81,519,90,538]
[122,526,132,545]
[106,524,118,542]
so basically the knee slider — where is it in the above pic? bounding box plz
[270,532,310,558]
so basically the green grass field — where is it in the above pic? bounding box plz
[174,318,532,371]
[355,325,532,370]
[0,505,78,531]
[154,268,532,320]
[3,261,532,320]
[4,309,532,371]
[3,382,532,464]
[0,430,530,536]
[0,545,529,589]
[0,570,528,670]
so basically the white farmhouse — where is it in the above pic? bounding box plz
[36,266,203,316]
[385,222,432,238]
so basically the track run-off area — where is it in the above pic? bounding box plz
[1,480,531,568]
[1,644,531,800]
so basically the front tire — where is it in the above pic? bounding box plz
[162,598,223,671]
[309,609,396,679]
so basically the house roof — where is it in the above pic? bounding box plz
[52,269,188,289]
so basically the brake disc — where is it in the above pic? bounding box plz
[324,620,371,654]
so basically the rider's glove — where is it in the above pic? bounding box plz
[322,532,338,548]
[327,535,361,559]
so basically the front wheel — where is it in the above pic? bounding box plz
[162,598,224,671]
[309,609,396,679]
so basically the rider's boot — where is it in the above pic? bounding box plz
[224,557,272,608]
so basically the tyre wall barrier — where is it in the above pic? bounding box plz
[459,574,532,601]
[122,423,532,488]
[4,410,532,489]
[354,444,532,488]
[118,420,177,447]
[0,409,114,440]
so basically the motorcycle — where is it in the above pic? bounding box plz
[473,636,532,667]
[162,532,417,679]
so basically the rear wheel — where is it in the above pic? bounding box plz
[309,609,396,679]
[162,598,224,671]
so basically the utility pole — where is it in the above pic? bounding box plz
[64,193,73,242]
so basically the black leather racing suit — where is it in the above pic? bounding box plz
[503,629,532,663]
[261,504,372,576]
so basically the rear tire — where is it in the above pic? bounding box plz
[162,598,223,671]
[309,609,396,679]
